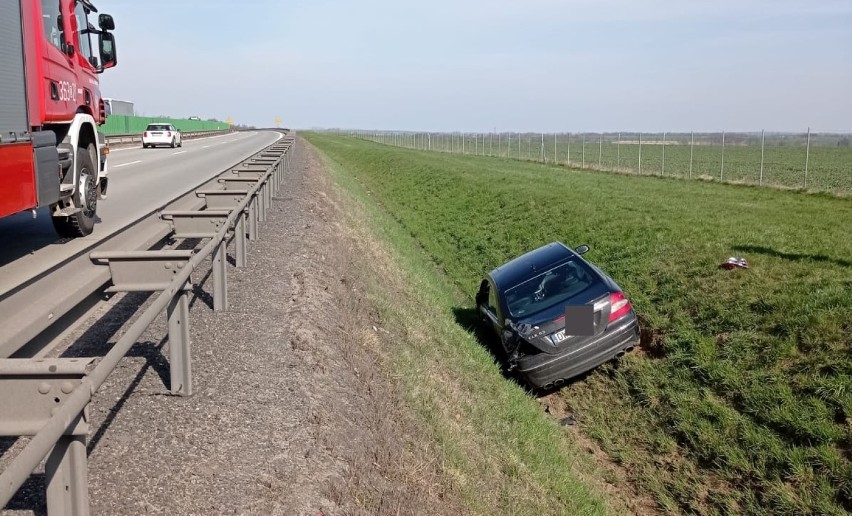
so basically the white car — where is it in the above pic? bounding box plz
[142,123,182,148]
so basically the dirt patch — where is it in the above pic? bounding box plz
[537,394,660,516]
[1,137,456,516]
[637,317,666,359]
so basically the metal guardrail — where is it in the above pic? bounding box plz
[0,131,295,515]
[103,129,234,147]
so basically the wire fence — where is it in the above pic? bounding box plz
[339,129,852,195]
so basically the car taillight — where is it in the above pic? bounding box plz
[608,292,632,323]
[144,131,148,137]
[166,132,171,137]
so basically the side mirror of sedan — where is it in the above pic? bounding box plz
[575,244,590,255]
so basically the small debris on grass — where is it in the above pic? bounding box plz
[720,256,749,270]
[560,414,578,426]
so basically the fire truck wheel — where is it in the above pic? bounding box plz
[52,145,98,237]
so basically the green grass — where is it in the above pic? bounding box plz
[316,139,620,515]
[372,133,852,195]
[305,132,852,515]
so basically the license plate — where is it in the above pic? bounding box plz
[551,330,568,344]
[151,132,162,135]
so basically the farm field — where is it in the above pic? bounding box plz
[367,132,852,195]
[305,132,852,515]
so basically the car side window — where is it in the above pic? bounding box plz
[487,285,499,316]
[41,0,63,49]
[74,2,94,63]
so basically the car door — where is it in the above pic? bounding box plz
[477,279,504,337]
[40,0,77,122]
[72,1,99,118]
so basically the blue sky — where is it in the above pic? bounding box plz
[98,0,852,132]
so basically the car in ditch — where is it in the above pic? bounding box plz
[142,123,182,148]
[476,242,640,390]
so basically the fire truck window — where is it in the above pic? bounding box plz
[41,0,62,48]
[74,2,94,62]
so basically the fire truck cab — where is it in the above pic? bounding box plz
[0,0,118,237]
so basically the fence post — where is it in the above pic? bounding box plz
[554,133,557,164]
[540,133,545,162]
[582,134,586,167]
[567,133,570,164]
[662,131,666,176]
[689,131,694,179]
[638,133,642,174]
[804,126,811,188]
[507,133,510,158]
[462,133,465,154]
[599,133,603,168]
[617,132,621,169]
[721,131,725,182]
[760,129,765,185]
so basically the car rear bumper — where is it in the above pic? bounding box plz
[515,312,640,388]
[143,137,176,146]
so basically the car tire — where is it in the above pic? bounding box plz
[52,145,98,238]
[170,138,176,149]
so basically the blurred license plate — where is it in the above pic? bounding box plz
[551,330,568,344]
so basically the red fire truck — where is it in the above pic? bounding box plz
[0,0,117,237]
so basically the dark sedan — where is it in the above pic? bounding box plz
[476,242,640,389]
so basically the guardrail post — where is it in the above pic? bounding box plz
[259,182,268,223]
[212,242,228,311]
[167,288,192,395]
[90,250,196,396]
[264,178,272,217]
[45,434,89,516]
[248,197,258,241]
[0,358,93,514]
[235,212,247,267]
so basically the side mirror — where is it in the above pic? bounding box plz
[98,14,115,31]
[575,244,590,255]
[98,32,117,69]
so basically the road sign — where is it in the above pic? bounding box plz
[226,117,233,125]
[274,117,281,127]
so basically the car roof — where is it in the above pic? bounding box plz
[489,242,576,290]
[147,123,172,126]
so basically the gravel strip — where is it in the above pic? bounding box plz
[3,136,453,516]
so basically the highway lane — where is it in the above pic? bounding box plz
[0,130,282,296]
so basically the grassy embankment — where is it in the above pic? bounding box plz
[305,132,851,515]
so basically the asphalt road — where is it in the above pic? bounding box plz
[0,130,282,296]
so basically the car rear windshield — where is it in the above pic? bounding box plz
[504,259,599,318]
[147,125,170,131]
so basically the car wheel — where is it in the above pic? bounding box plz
[51,145,98,237]
[170,138,176,149]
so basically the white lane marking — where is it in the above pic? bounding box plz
[112,160,142,168]
[108,131,235,152]
[201,145,210,148]
[172,151,187,155]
